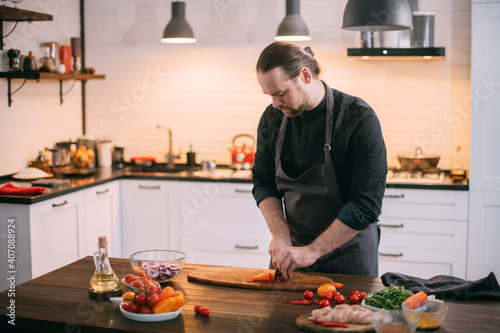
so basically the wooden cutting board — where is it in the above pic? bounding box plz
[187,267,333,291]
[296,314,375,333]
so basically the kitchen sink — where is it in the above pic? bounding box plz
[126,164,200,174]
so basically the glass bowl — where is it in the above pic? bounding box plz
[129,250,186,283]
[402,300,448,330]
[372,310,420,333]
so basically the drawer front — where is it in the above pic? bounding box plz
[180,182,271,239]
[181,236,270,269]
[382,189,467,220]
[379,260,453,279]
[36,191,82,216]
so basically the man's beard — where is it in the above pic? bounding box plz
[279,100,309,118]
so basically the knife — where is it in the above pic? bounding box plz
[273,266,281,283]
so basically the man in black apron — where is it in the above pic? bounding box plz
[252,42,387,278]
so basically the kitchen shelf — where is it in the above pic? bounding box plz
[0,6,53,50]
[0,71,105,106]
[347,47,445,58]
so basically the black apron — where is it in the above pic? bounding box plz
[274,83,379,276]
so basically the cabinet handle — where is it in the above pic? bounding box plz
[234,188,252,193]
[96,189,109,195]
[379,223,404,228]
[379,252,403,257]
[139,185,161,190]
[235,244,258,250]
[384,194,405,198]
[52,200,68,208]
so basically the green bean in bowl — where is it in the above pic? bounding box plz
[363,284,414,310]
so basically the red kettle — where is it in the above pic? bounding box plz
[230,134,255,170]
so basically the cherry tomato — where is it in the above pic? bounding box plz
[124,274,136,284]
[148,284,161,295]
[200,307,211,317]
[122,301,139,313]
[317,283,336,298]
[319,299,330,308]
[322,291,333,301]
[147,293,160,307]
[303,290,314,300]
[359,291,367,301]
[351,290,360,296]
[194,304,204,314]
[334,294,345,304]
[122,291,135,302]
[331,291,340,298]
[139,305,153,314]
[350,294,360,304]
[134,292,148,306]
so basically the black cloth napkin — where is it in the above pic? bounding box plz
[381,271,500,301]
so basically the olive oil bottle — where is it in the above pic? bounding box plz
[90,236,119,292]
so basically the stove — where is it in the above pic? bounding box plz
[386,167,445,184]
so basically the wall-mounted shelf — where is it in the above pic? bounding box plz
[0,6,53,50]
[347,47,445,59]
[0,71,105,106]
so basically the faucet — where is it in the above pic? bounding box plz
[157,124,178,170]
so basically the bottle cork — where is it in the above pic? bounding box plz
[98,236,107,247]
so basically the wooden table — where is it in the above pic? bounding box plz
[1,257,499,332]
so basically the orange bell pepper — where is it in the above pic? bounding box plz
[152,297,176,314]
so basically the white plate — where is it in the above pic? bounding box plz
[119,303,182,322]
[361,294,438,311]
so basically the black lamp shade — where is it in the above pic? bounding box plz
[342,0,413,31]
[161,1,196,43]
[275,0,311,41]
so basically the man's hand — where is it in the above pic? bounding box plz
[273,246,321,280]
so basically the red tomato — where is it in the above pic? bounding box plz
[331,291,340,298]
[334,294,345,304]
[135,293,148,306]
[147,293,160,307]
[122,301,139,313]
[194,305,204,314]
[147,284,161,294]
[350,294,360,304]
[124,274,136,284]
[322,291,333,301]
[139,305,153,314]
[359,292,367,301]
[129,280,142,289]
[303,290,314,300]
[351,290,360,296]
[200,307,211,317]
[319,299,330,308]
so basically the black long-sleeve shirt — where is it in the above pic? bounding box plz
[252,88,387,231]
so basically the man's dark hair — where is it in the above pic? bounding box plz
[256,41,321,79]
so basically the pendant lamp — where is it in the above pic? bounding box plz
[275,0,311,41]
[161,1,196,44]
[342,0,413,31]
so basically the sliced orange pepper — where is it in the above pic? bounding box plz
[133,267,147,277]
[332,282,343,289]
[153,297,176,314]
[246,272,274,283]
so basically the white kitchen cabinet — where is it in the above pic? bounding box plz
[179,181,271,268]
[120,179,181,258]
[469,0,500,280]
[378,188,468,279]
[83,181,121,257]
[29,191,86,279]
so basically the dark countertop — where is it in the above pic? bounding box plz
[1,256,498,333]
[0,166,468,205]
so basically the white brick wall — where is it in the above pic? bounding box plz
[0,0,471,175]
